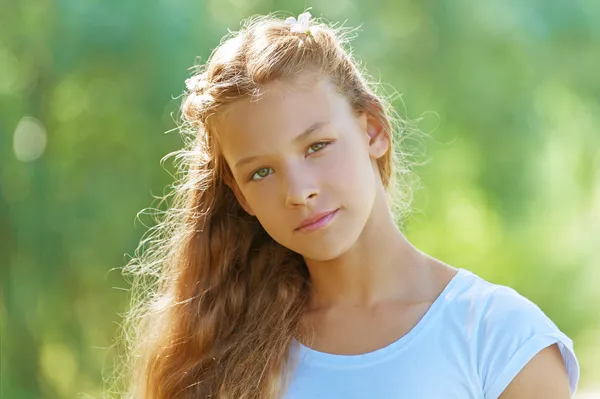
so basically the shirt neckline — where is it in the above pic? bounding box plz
[292,267,470,368]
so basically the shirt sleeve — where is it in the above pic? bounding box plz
[477,286,580,399]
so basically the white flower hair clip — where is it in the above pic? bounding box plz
[285,12,312,35]
[185,74,203,93]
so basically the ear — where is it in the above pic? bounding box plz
[358,111,389,159]
[226,180,255,216]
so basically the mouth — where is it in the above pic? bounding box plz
[295,209,339,233]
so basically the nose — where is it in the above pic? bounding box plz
[284,167,319,208]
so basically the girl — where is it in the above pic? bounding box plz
[115,11,580,399]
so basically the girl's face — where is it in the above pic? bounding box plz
[216,74,389,261]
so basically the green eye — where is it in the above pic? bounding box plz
[251,167,272,181]
[307,142,328,154]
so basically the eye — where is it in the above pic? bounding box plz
[250,167,273,181]
[306,141,330,155]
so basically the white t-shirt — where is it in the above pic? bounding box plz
[283,268,580,398]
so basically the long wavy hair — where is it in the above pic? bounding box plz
[107,12,418,399]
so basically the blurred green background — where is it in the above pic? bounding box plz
[1,0,599,398]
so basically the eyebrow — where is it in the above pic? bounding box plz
[233,121,329,170]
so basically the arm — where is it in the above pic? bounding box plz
[498,344,572,399]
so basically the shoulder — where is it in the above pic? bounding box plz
[455,270,580,399]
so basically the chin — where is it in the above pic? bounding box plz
[293,237,355,262]
[295,218,367,261]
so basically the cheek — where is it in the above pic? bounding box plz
[243,184,288,233]
[245,186,291,240]
[244,183,280,211]
[323,139,373,189]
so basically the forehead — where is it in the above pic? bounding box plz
[214,75,352,156]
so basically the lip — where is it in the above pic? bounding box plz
[295,209,339,232]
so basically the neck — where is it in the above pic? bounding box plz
[303,187,431,310]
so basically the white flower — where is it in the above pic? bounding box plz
[185,75,202,92]
[285,12,312,34]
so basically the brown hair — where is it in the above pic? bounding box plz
[107,12,417,399]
